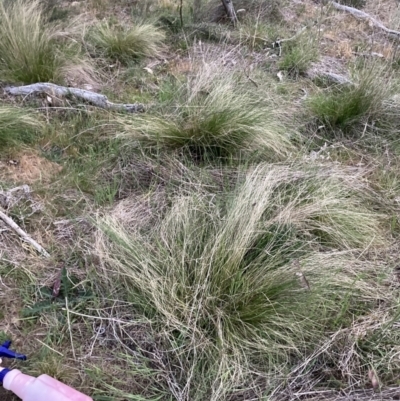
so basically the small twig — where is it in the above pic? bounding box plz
[0,208,50,257]
[243,67,259,87]
[306,70,353,85]
[273,26,308,49]
[294,259,311,290]
[65,297,77,361]
[353,51,384,58]
[329,1,400,38]
[0,185,31,208]
[244,72,259,88]
[5,83,145,113]
[35,339,64,357]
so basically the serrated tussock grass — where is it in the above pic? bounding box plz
[88,22,165,63]
[96,163,385,399]
[279,34,319,78]
[116,67,293,160]
[308,65,393,133]
[0,0,95,84]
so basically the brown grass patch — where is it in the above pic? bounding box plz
[110,190,168,232]
[168,58,194,75]
[2,152,62,184]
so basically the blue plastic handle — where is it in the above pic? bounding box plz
[0,341,27,361]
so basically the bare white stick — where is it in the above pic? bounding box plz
[0,209,50,257]
[329,1,400,38]
[5,83,145,113]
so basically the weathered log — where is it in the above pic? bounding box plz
[5,83,145,113]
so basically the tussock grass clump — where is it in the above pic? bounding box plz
[117,67,292,159]
[0,0,94,84]
[308,66,392,133]
[279,35,319,78]
[97,164,384,398]
[88,22,165,63]
[0,106,43,148]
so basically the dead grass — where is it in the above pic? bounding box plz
[1,152,63,184]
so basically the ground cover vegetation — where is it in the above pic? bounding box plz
[1,0,400,400]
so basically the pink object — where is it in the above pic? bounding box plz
[0,368,93,401]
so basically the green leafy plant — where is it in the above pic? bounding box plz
[21,266,94,318]
[0,331,8,343]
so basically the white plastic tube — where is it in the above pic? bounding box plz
[0,367,93,401]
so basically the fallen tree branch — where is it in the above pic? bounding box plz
[0,208,50,257]
[5,83,145,113]
[329,1,400,38]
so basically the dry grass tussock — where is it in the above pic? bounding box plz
[116,65,293,159]
[95,163,386,399]
[0,0,96,85]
